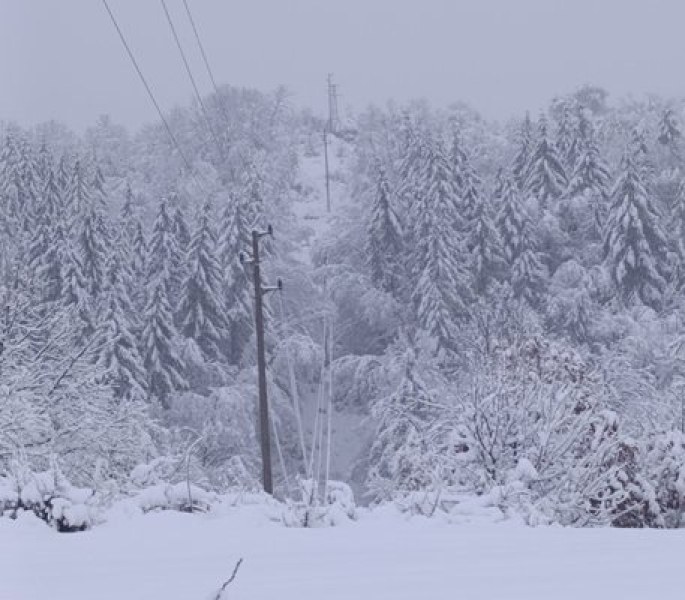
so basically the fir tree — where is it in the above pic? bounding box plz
[556,104,581,173]
[604,154,669,309]
[91,164,106,202]
[469,192,506,295]
[512,112,534,190]
[78,206,108,299]
[142,275,187,409]
[367,162,403,295]
[172,204,192,253]
[217,194,253,365]
[67,159,91,216]
[147,198,183,308]
[61,235,94,340]
[412,139,471,352]
[524,116,567,209]
[497,176,547,306]
[449,123,468,191]
[658,107,681,151]
[178,201,229,361]
[567,136,611,234]
[96,255,148,401]
[396,115,425,220]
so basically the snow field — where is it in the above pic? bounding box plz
[1,503,682,600]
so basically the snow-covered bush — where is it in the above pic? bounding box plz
[281,478,357,527]
[0,463,97,531]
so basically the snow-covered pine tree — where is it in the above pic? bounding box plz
[566,135,611,236]
[512,112,535,190]
[469,189,506,295]
[178,200,229,361]
[674,178,685,284]
[67,159,90,216]
[77,206,108,299]
[396,114,422,210]
[412,138,471,353]
[459,147,483,223]
[524,116,567,210]
[217,194,253,365]
[449,123,468,191]
[91,164,108,211]
[367,161,403,295]
[15,139,41,232]
[96,254,148,401]
[497,176,547,306]
[604,154,670,309]
[556,103,581,173]
[56,154,71,206]
[39,220,67,303]
[630,127,655,183]
[61,232,94,341]
[142,275,187,409]
[172,204,192,254]
[147,198,184,309]
[657,107,682,153]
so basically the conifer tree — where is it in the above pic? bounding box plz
[56,154,71,205]
[512,112,534,190]
[396,115,425,220]
[367,162,403,295]
[449,124,468,191]
[604,154,669,309]
[567,136,611,234]
[142,275,187,409]
[470,193,506,295]
[524,116,567,209]
[96,255,148,401]
[78,206,108,299]
[61,235,94,340]
[412,139,471,352]
[39,220,66,303]
[67,159,90,216]
[497,176,547,306]
[147,198,183,308]
[16,140,40,231]
[658,107,681,152]
[178,201,229,361]
[217,194,253,365]
[556,104,581,173]
[172,204,192,253]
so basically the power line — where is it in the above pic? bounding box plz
[159,0,224,155]
[182,0,222,97]
[101,0,207,195]
[181,0,234,145]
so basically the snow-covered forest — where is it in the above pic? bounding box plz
[4,81,685,540]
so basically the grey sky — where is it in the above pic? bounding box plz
[1,0,684,131]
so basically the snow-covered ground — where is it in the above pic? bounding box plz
[1,504,682,600]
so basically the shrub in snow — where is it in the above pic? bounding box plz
[641,431,685,528]
[0,464,96,532]
[133,482,216,514]
[282,478,356,527]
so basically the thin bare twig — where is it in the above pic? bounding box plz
[213,558,243,600]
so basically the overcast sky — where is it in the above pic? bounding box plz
[1,0,684,131]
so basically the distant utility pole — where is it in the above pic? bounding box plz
[240,226,282,495]
[323,128,331,213]
[327,73,340,135]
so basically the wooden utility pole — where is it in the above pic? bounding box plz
[245,227,279,495]
[323,129,331,213]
